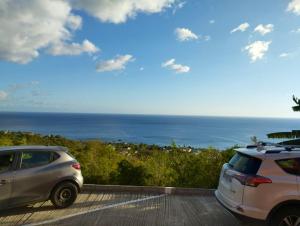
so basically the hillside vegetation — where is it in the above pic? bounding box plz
[0,131,236,188]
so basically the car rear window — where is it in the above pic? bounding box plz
[0,153,14,173]
[52,152,60,162]
[21,151,59,169]
[228,152,262,175]
[21,151,52,169]
[276,158,300,175]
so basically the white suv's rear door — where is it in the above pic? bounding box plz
[217,152,262,208]
[218,163,245,208]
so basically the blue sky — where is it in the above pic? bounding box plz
[1,0,300,118]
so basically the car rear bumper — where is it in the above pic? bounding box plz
[215,190,267,221]
[76,174,84,192]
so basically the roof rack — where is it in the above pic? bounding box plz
[246,142,300,152]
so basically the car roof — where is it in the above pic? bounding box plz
[236,146,300,160]
[0,145,68,152]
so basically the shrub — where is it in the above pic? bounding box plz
[0,131,236,188]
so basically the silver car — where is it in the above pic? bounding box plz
[0,146,83,210]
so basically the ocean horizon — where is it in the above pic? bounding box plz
[0,112,300,149]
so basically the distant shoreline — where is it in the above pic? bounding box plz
[1,130,224,151]
[0,111,298,120]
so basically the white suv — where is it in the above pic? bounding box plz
[215,143,300,226]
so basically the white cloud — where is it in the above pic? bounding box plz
[231,23,250,33]
[8,81,40,92]
[0,82,51,108]
[0,91,8,101]
[287,0,300,15]
[172,1,186,14]
[1,0,174,64]
[209,20,215,24]
[0,0,100,64]
[291,28,300,33]
[203,35,211,41]
[48,39,99,56]
[244,41,271,62]
[72,0,176,24]
[254,24,274,35]
[175,28,198,41]
[162,58,190,73]
[96,55,134,72]
[66,14,82,30]
[31,81,40,86]
[279,52,291,58]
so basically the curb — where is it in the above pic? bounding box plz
[83,184,215,196]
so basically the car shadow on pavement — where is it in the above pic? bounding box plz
[0,203,54,217]
[0,197,143,218]
[234,213,267,226]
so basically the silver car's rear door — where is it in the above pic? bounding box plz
[10,150,56,206]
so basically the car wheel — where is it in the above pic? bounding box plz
[270,206,300,226]
[50,182,78,209]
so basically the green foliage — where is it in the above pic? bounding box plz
[0,131,236,188]
[267,130,300,139]
[293,95,300,112]
[111,160,151,185]
[266,96,300,140]
[250,136,258,144]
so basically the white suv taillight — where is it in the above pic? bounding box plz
[233,174,272,187]
[72,162,81,170]
[245,175,272,187]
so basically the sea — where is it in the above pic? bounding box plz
[0,112,300,149]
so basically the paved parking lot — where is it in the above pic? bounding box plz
[0,190,261,226]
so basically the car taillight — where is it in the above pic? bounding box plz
[72,163,81,170]
[232,174,247,185]
[232,174,272,187]
[245,175,272,187]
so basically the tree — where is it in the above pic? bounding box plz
[267,95,300,139]
[293,95,300,112]
[111,160,151,186]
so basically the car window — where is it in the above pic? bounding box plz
[66,151,75,160]
[0,153,14,173]
[228,152,262,175]
[276,158,300,176]
[21,151,52,169]
[52,152,60,162]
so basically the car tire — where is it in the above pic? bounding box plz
[50,182,78,209]
[269,206,300,226]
